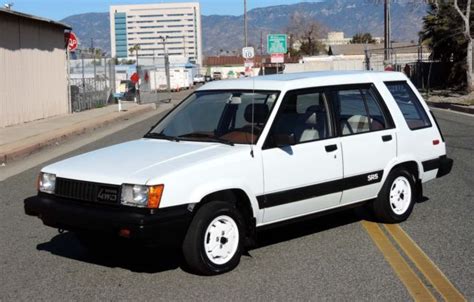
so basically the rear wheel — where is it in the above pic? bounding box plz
[372,168,416,223]
[182,201,244,275]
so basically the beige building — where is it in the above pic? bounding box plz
[320,32,382,46]
[0,9,70,128]
[110,2,202,66]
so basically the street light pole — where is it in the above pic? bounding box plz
[384,0,391,62]
[244,0,248,47]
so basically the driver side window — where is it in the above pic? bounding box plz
[269,90,333,146]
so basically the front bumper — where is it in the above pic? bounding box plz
[24,194,193,246]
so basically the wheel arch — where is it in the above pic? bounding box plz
[192,188,258,247]
[382,158,423,202]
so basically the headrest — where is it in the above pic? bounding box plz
[244,104,269,124]
[305,112,317,125]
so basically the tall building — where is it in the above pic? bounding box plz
[110,2,202,65]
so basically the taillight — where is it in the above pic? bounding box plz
[433,139,440,145]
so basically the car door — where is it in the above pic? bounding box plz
[328,84,397,204]
[260,89,343,224]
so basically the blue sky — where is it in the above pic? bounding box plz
[9,0,322,21]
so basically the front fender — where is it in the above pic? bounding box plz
[187,180,262,222]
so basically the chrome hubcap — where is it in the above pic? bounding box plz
[204,215,239,265]
[389,176,412,215]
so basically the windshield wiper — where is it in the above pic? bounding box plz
[144,132,180,142]
[179,133,234,146]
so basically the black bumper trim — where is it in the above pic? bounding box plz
[24,195,193,245]
[422,155,453,178]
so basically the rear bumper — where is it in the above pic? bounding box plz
[24,194,192,246]
[422,155,453,178]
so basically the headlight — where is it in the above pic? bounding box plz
[121,184,164,208]
[38,172,56,194]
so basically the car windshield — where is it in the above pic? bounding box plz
[147,90,279,145]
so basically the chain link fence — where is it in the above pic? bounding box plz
[364,44,453,90]
[69,56,116,112]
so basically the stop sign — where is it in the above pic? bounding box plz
[64,32,78,52]
[130,72,139,84]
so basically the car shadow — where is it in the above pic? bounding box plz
[36,232,183,274]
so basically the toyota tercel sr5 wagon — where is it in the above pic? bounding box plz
[25,71,452,275]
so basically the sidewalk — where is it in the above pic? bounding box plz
[0,102,157,164]
[424,90,474,114]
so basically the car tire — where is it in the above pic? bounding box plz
[182,201,244,275]
[372,168,416,223]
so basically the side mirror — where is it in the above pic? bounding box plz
[273,133,296,147]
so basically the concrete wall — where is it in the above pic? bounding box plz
[0,13,68,127]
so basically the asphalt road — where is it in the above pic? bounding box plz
[0,108,472,301]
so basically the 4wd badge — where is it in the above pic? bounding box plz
[97,187,118,202]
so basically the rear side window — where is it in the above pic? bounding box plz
[332,87,389,135]
[384,82,431,130]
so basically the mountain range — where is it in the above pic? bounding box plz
[60,0,428,56]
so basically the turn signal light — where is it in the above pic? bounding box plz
[148,185,164,209]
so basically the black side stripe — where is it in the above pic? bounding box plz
[257,170,383,209]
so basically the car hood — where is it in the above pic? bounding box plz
[43,138,238,185]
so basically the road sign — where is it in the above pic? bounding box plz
[242,47,255,59]
[64,32,79,52]
[271,53,284,63]
[244,60,254,68]
[130,72,139,84]
[267,34,287,54]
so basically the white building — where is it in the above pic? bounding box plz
[109,2,202,66]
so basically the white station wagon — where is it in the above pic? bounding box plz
[25,71,452,275]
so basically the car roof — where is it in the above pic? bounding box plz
[197,71,408,92]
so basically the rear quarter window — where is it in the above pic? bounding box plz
[384,81,431,130]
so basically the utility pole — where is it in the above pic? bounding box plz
[384,0,391,62]
[135,47,141,103]
[160,36,171,102]
[244,0,248,47]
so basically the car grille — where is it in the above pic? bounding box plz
[55,178,121,204]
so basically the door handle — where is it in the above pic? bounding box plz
[382,135,392,142]
[325,144,338,152]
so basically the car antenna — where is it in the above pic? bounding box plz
[250,77,255,158]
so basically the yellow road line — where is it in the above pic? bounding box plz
[384,224,466,302]
[361,221,436,302]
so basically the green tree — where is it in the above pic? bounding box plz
[420,0,473,91]
[350,33,376,44]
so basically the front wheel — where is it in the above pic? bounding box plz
[372,168,416,223]
[182,201,244,275]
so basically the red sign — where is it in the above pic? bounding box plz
[130,72,139,84]
[64,32,78,52]
[271,53,284,63]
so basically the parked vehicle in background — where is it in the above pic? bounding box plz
[193,74,205,84]
[204,75,212,82]
[25,71,452,276]
[212,72,222,80]
[114,80,136,102]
